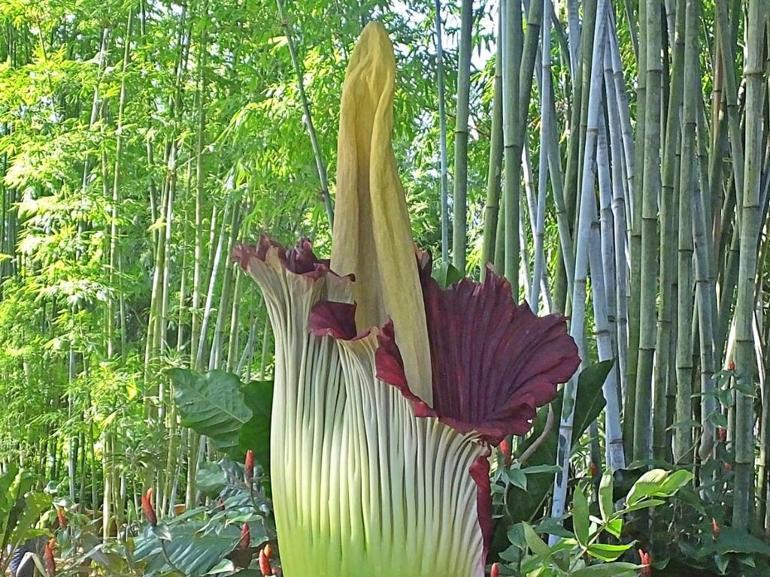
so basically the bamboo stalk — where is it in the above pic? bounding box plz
[633,0,663,464]
[434,0,450,263]
[732,0,765,529]
[530,0,551,309]
[452,0,474,275]
[481,15,504,279]
[603,38,630,403]
[626,0,647,457]
[551,0,608,535]
[674,0,698,464]
[652,0,685,462]
[595,122,626,470]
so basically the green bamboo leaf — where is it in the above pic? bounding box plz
[169,369,253,450]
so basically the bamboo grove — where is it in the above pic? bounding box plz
[1,0,770,557]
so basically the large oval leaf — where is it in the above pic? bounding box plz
[134,522,241,577]
[169,369,253,450]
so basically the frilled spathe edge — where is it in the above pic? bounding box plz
[380,252,581,446]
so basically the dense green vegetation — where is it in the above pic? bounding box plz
[0,0,769,575]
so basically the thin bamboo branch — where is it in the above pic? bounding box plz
[276,0,334,226]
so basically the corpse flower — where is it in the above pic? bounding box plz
[233,22,579,577]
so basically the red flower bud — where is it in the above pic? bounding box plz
[56,507,68,529]
[490,562,501,577]
[717,427,727,443]
[259,548,273,576]
[639,549,652,577]
[238,523,251,551]
[498,439,511,466]
[141,488,157,527]
[728,359,735,371]
[589,462,599,477]
[44,539,56,576]
[245,449,255,483]
[711,517,720,539]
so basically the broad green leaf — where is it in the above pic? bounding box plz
[658,469,694,495]
[134,522,241,577]
[586,542,633,562]
[237,380,273,470]
[598,472,614,521]
[522,464,561,475]
[11,492,52,546]
[169,369,253,450]
[572,486,589,545]
[431,261,463,288]
[196,461,228,496]
[605,518,623,539]
[207,559,236,573]
[522,523,551,559]
[571,563,640,577]
[506,361,612,523]
[534,517,574,539]
[506,468,527,491]
[626,468,692,505]
[712,527,770,556]
[623,498,666,512]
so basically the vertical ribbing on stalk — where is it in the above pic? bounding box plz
[530,0,551,308]
[452,0,474,275]
[602,33,630,403]
[507,0,543,296]
[674,0,698,464]
[626,0,647,457]
[714,0,746,357]
[502,0,522,291]
[595,122,626,471]
[633,0,662,464]
[434,0,450,263]
[481,13,504,280]
[732,0,765,530]
[692,59,718,463]
[551,0,608,537]
[653,0,685,462]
